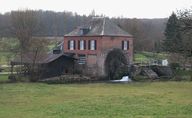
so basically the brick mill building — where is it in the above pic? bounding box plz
[63,17,133,76]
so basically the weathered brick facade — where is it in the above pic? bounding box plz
[63,18,133,76]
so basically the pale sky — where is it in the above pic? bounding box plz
[0,0,191,18]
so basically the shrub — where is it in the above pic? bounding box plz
[170,63,180,70]
[8,75,16,82]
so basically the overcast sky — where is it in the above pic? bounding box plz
[0,0,191,18]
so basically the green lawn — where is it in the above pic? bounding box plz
[0,80,192,118]
[0,74,9,82]
[0,52,13,65]
[0,37,59,65]
[134,51,168,63]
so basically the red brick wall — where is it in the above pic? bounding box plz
[64,35,133,76]
[100,36,133,63]
[64,36,102,55]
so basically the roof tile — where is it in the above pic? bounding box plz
[65,17,132,37]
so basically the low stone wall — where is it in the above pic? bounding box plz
[150,65,173,78]
[39,74,97,84]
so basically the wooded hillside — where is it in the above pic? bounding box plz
[0,10,167,51]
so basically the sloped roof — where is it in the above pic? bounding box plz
[11,52,76,65]
[65,17,132,37]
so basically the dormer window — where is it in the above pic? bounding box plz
[80,29,83,35]
[79,28,90,35]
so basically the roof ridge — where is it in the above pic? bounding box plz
[65,17,132,37]
[101,17,105,35]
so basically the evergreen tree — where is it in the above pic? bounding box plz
[164,12,182,53]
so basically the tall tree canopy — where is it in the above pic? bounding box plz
[178,9,192,58]
[164,9,192,70]
[0,10,167,52]
[11,10,39,51]
[164,12,182,53]
[164,10,192,57]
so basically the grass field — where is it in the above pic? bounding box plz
[0,74,9,82]
[134,51,168,63]
[0,76,192,118]
[0,52,13,65]
[0,37,60,65]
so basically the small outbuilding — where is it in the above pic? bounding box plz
[11,51,77,79]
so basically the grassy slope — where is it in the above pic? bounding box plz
[134,51,168,63]
[0,37,59,65]
[0,37,18,65]
[0,82,192,118]
[0,52,13,65]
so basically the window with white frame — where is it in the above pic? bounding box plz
[80,40,84,50]
[90,40,95,50]
[122,40,129,50]
[69,40,75,50]
[124,41,128,50]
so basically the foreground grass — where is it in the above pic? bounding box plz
[0,81,192,118]
[0,74,8,82]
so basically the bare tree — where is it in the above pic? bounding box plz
[10,10,41,81]
[27,38,50,81]
[11,10,39,51]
